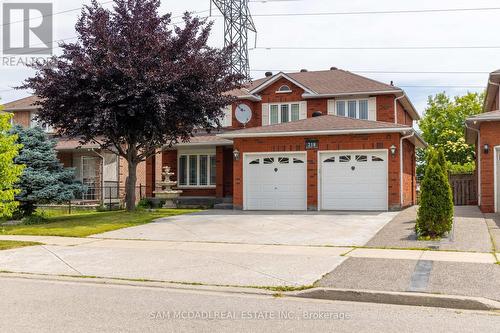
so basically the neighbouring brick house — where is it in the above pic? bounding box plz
[466,69,500,213]
[3,96,149,205]
[151,68,425,211]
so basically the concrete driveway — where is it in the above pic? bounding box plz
[0,210,397,288]
[95,210,397,246]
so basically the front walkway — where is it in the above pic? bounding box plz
[319,206,500,301]
[366,206,494,252]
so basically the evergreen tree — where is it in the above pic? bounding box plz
[11,126,82,216]
[0,113,24,218]
[416,149,454,238]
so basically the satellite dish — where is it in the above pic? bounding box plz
[235,103,252,126]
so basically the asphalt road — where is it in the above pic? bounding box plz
[0,277,499,333]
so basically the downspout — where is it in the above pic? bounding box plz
[465,123,481,206]
[400,131,414,208]
[394,94,405,124]
[89,148,105,206]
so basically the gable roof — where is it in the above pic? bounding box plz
[2,96,41,111]
[250,69,400,96]
[230,69,419,120]
[465,109,500,143]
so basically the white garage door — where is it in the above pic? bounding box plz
[244,153,307,210]
[320,151,388,211]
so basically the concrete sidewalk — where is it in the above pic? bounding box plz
[318,257,500,302]
[0,238,350,287]
[367,206,494,252]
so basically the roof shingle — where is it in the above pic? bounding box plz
[220,114,410,137]
[2,96,41,110]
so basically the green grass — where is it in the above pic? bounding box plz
[0,208,201,237]
[0,240,41,250]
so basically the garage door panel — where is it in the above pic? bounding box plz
[244,153,307,211]
[320,151,388,211]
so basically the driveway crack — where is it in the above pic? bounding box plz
[41,246,82,276]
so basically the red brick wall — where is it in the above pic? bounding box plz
[377,95,412,125]
[232,133,411,210]
[478,122,500,212]
[306,99,328,118]
[402,140,416,207]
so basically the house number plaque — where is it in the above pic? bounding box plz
[305,139,319,150]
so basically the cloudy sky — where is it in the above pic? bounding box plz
[1,0,499,115]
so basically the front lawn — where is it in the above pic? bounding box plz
[0,209,201,237]
[0,240,41,251]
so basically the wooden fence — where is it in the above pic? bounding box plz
[448,174,477,206]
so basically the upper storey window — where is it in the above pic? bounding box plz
[30,111,54,133]
[270,103,300,124]
[336,99,369,120]
[276,85,292,93]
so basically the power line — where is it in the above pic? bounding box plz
[252,46,500,50]
[250,69,492,75]
[1,1,115,28]
[249,7,500,17]
[0,10,209,55]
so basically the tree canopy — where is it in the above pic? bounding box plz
[417,91,484,177]
[22,0,241,210]
[12,126,82,216]
[0,112,24,218]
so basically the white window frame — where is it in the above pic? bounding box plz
[30,111,54,133]
[335,99,369,120]
[269,102,300,125]
[276,85,292,93]
[178,153,216,188]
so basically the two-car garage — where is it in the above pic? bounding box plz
[243,150,389,211]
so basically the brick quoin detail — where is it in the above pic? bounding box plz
[232,133,416,210]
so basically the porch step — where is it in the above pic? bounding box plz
[222,196,233,204]
[214,203,234,210]
[176,196,220,209]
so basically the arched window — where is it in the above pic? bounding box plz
[277,85,292,93]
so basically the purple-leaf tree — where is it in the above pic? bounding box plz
[22,0,242,211]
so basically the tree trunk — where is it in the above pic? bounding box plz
[126,159,137,212]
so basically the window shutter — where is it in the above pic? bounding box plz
[262,103,269,126]
[327,99,335,115]
[299,101,307,119]
[223,105,232,127]
[368,97,377,121]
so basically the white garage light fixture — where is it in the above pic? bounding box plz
[390,144,397,157]
[484,144,490,154]
[233,149,240,161]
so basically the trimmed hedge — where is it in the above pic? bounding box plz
[416,148,454,238]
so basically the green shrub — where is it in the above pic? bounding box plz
[137,198,154,209]
[22,211,49,225]
[416,148,454,238]
[447,161,475,175]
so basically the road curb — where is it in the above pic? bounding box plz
[0,272,277,297]
[287,288,500,311]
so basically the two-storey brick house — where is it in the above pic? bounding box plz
[466,69,500,213]
[151,68,425,211]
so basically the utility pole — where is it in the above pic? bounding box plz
[210,0,257,80]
